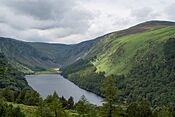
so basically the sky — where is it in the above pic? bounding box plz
[0,0,175,44]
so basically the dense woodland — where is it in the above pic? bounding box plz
[61,59,105,96]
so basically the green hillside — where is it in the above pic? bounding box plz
[0,52,31,90]
[62,21,175,106]
[0,37,99,72]
[92,27,175,76]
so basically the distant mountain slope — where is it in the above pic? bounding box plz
[0,37,99,72]
[83,21,175,75]
[62,21,175,106]
[29,38,99,67]
[0,52,30,90]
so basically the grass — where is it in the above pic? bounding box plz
[92,27,175,76]
[34,68,61,75]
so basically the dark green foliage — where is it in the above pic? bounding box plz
[0,100,25,117]
[53,91,59,99]
[60,96,68,108]
[153,106,174,117]
[1,88,14,102]
[126,100,153,117]
[0,52,30,90]
[37,93,67,117]
[67,96,74,109]
[101,75,118,117]
[0,88,41,106]
[61,59,91,76]
[36,99,53,117]
[49,100,66,117]
[62,59,105,95]
[0,52,41,106]
[120,38,175,106]
[23,90,41,106]
[75,95,91,116]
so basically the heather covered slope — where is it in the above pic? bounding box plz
[62,21,175,106]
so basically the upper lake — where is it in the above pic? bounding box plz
[25,74,103,105]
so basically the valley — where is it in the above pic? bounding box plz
[1,20,175,116]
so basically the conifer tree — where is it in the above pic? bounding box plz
[67,96,74,109]
[101,75,118,117]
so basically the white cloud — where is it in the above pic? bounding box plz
[0,0,174,44]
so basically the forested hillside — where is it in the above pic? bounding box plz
[0,37,99,72]
[0,52,31,90]
[62,21,175,106]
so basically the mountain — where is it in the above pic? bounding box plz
[62,20,175,106]
[0,37,99,72]
[0,52,31,90]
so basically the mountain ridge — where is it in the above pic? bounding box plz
[0,36,100,72]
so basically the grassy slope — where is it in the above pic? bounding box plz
[91,27,175,76]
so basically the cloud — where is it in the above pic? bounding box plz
[0,0,94,43]
[164,3,175,20]
[0,0,174,44]
[1,0,74,20]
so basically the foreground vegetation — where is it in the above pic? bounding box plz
[1,76,175,117]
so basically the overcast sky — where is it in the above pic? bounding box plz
[0,0,175,44]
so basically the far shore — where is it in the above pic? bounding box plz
[33,68,61,75]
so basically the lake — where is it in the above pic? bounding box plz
[25,74,103,106]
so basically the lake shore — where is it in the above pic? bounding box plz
[25,74,103,106]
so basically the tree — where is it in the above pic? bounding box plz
[53,91,59,99]
[24,90,41,105]
[126,99,153,117]
[101,75,118,117]
[76,95,90,116]
[36,99,53,117]
[60,96,67,108]
[45,95,56,104]
[0,100,25,117]
[11,106,25,117]
[67,96,74,109]
[2,88,14,102]
[49,100,66,117]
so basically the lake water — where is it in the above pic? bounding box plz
[25,74,103,105]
